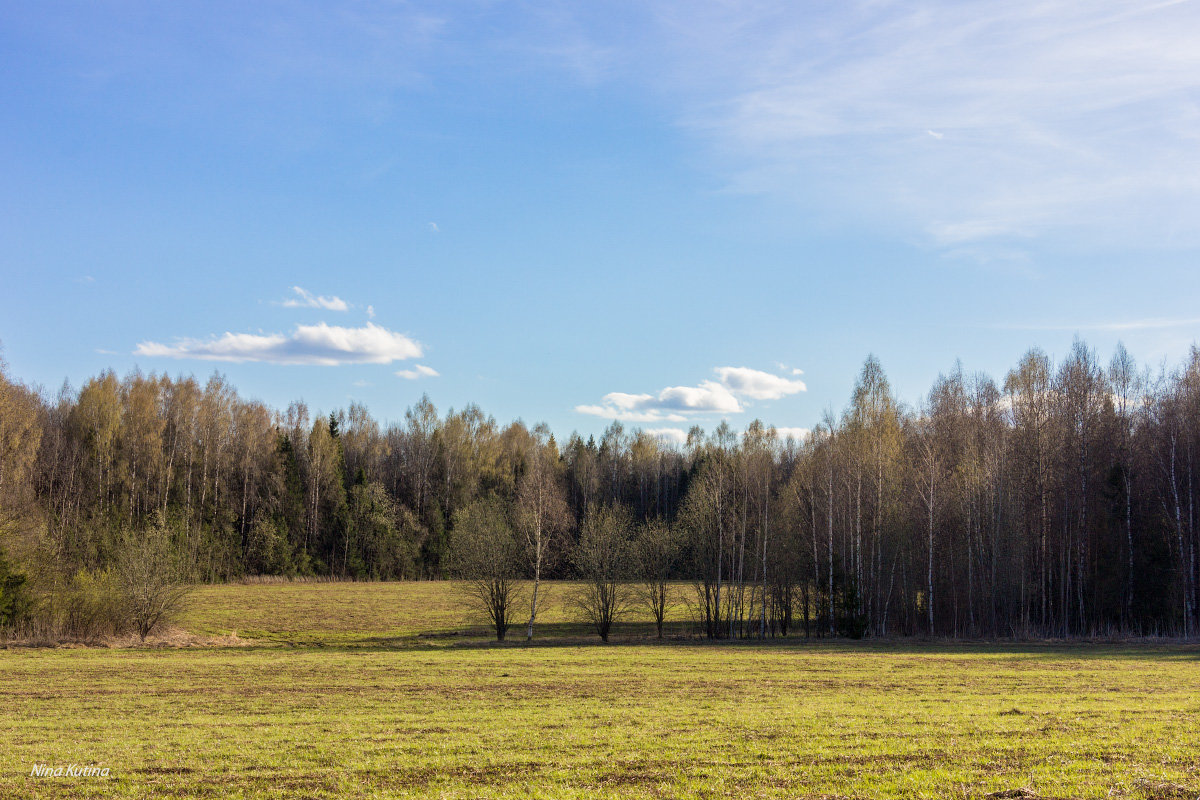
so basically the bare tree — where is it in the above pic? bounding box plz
[1109,342,1141,628]
[913,413,942,636]
[1005,349,1054,633]
[447,499,524,641]
[403,395,439,521]
[573,504,634,642]
[0,355,42,539]
[516,424,569,641]
[634,518,679,638]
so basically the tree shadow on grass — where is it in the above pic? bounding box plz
[235,624,1200,658]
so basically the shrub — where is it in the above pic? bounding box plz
[59,569,124,642]
[116,516,190,640]
[0,546,30,628]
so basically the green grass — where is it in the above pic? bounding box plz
[3,581,1199,799]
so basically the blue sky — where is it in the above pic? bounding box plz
[3,1,1200,443]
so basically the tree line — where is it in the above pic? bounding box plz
[1,338,1198,639]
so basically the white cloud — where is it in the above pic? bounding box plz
[574,392,686,423]
[773,426,811,442]
[660,381,742,413]
[396,364,440,380]
[714,366,806,400]
[135,322,422,365]
[279,286,350,312]
[427,222,440,234]
[577,380,741,422]
[366,305,376,319]
[577,365,806,421]
[645,427,689,446]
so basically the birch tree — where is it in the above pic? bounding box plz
[516,424,569,640]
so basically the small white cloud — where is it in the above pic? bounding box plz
[427,222,440,234]
[395,364,439,380]
[352,380,373,388]
[577,381,740,422]
[366,305,376,319]
[791,368,804,376]
[714,366,806,400]
[773,426,811,442]
[578,365,808,423]
[279,286,350,312]
[927,130,944,140]
[136,322,422,366]
[645,427,689,446]
[76,275,96,285]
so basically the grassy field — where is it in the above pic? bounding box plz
[3,581,1198,799]
[175,579,700,645]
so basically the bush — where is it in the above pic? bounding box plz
[246,516,291,575]
[59,569,124,641]
[116,516,190,640]
[0,546,31,628]
[22,516,191,643]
